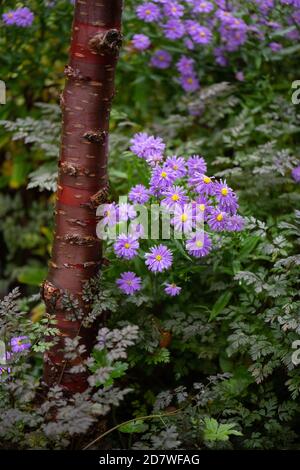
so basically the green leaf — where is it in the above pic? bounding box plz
[203,418,242,442]
[209,291,232,321]
[119,419,149,434]
[17,265,47,286]
[146,348,170,365]
[91,349,108,369]
[104,361,129,387]
[239,236,260,259]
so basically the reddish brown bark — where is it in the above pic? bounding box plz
[42,0,123,393]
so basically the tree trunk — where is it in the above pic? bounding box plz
[42,0,123,394]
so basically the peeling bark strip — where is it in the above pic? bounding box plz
[43,0,123,393]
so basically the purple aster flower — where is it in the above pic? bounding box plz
[176,55,195,76]
[165,156,187,178]
[114,234,139,259]
[219,20,248,52]
[145,244,173,272]
[215,180,239,214]
[192,1,214,14]
[162,185,189,209]
[2,11,16,25]
[192,196,212,221]
[11,336,31,353]
[163,1,185,17]
[216,9,234,24]
[163,19,185,40]
[186,22,213,44]
[3,7,34,27]
[130,132,165,163]
[186,232,212,257]
[226,215,245,232]
[132,34,151,51]
[119,203,137,222]
[116,272,142,295]
[172,204,194,233]
[150,165,177,192]
[164,283,181,296]
[180,74,200,92]
[150,50,172,69]
[292,165,300,183]
[187,155,207,176]
[136,2,161,22]
[207,209,228,231]
[129,184,150,204]
[101,202,119,226]
[268,42,283,52]
[193,174,216,195]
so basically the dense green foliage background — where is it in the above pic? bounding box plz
[0,0,300,449]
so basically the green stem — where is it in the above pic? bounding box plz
[82,409,181,450]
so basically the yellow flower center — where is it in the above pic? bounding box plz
[155,255,162,261]
[145,9,151,15]
[200,2,207,6]
[203,176,211,184]
[161,171,167,178]
[200,31,206,37]
[181,214,188,222]
[187,77,193,84]
[126,280,132,285]
[105,210,110,216]
[217,213,223,221]
[172,194,180,201]
[196,240,203,248]
[221,187,228,196]
[172,7,177,12]
[199,204,205,211]
[173,164,178,170]
[124,243,131,249]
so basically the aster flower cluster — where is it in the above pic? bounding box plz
[104,133,244,298]
[2,7,34,28]
[133,0,300,92]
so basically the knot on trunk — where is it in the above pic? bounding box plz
[89,184,110,208]
[59,234,100,246]
[60,161,78,176]
[64,65,90,82]
[59,161,97,178]
[41,280,62,312]
[83,130,107,144]
[89,29,123,56]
